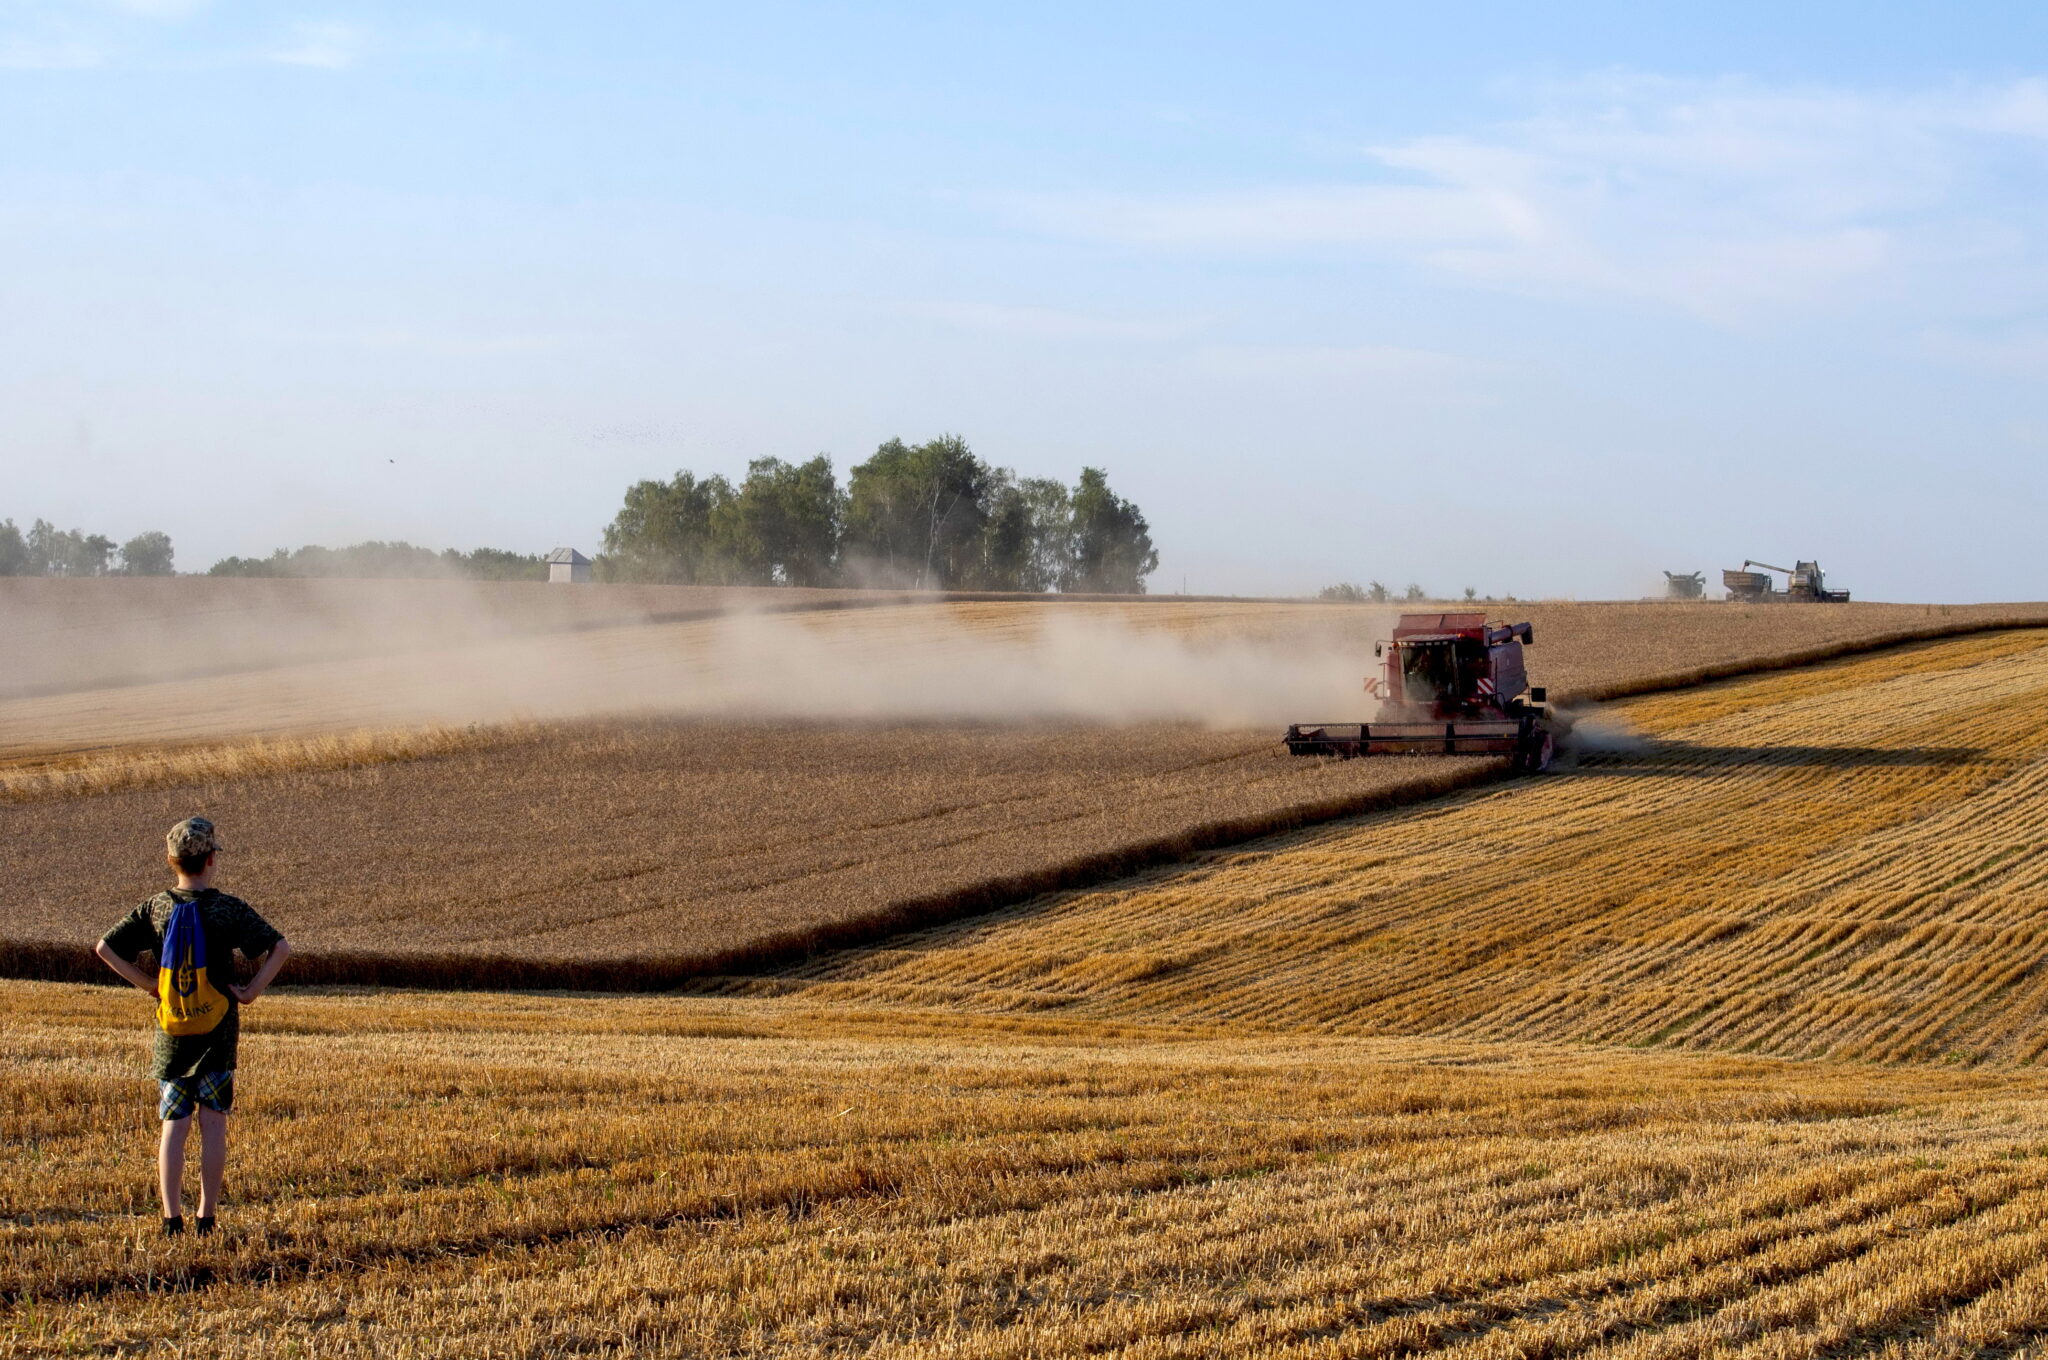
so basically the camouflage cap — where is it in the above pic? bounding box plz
[166,816,223,861]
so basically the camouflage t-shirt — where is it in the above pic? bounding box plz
[101,889,284,1081]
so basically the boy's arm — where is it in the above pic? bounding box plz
[94,939,157,997]
[230,938,291,1006]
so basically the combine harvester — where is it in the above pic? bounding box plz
[1722,559,1850,602]
[1664,570,1705,599]
[1286,612,1562,773]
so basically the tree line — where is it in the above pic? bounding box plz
[0,519,174,576]
[1319,582,1506,604]
[601,436,1157,592]
[208,543,547,581]
[9,436,1159,593]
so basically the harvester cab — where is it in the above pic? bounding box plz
[1285,612,1559,773]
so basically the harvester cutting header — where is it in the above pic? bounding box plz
[1286,612,1560,773]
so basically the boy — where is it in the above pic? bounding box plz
[95,816,291,1238]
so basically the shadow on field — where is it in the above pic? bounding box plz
[1571,742,1984,775]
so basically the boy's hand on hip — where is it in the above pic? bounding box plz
[228,983,259,1005]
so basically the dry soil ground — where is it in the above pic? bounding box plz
[13,630,2048,1356]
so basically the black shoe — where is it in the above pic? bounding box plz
[194,1216,215,1237]
[162,1216,184,1237]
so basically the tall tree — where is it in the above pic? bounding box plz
[973,472,1076,592]
[599,471,742,583]
[1018,477,1075,593]
[976,470,1036,591]
[0,520,25,575]
[1065,467,1158,594]
[74,533,117,576]
[23,521,116,576]
[24,519,56,575]
[728,456,842,586]
[842,435,992,588]
[117,531,175,576]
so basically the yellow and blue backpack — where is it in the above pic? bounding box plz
[156,896,229,1037]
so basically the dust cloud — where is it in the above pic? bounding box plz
[620,609,1377,728]
[1559,711,1652,756]
[0,576,778,701]
[360,607,1383,736]
[0,579,1391,750]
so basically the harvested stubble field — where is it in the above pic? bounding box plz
[14,986,2048,1358]
[742,628,2048,1065]
[16,630,2048,1353]
[5,586,2048,988]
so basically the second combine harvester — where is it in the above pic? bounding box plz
[1286,611,1562,773]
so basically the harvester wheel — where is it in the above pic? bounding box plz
[1516,729,1555,775]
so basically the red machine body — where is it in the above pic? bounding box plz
[1285,611,1558,772]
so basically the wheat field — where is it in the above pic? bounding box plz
[13,628,2048,1355]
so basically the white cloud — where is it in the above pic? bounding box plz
[1010,75,2048,323]
[262,20,364,69]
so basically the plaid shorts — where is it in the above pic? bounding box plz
[158,1070,234,1121]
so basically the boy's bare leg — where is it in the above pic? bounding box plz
[196,1107,228,1218]
[158,1116,190,1218]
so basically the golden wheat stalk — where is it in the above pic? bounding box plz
[0,722,537,804]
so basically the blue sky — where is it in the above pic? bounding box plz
[5,2,2048,599]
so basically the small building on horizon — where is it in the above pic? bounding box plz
[546,547,591,584]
